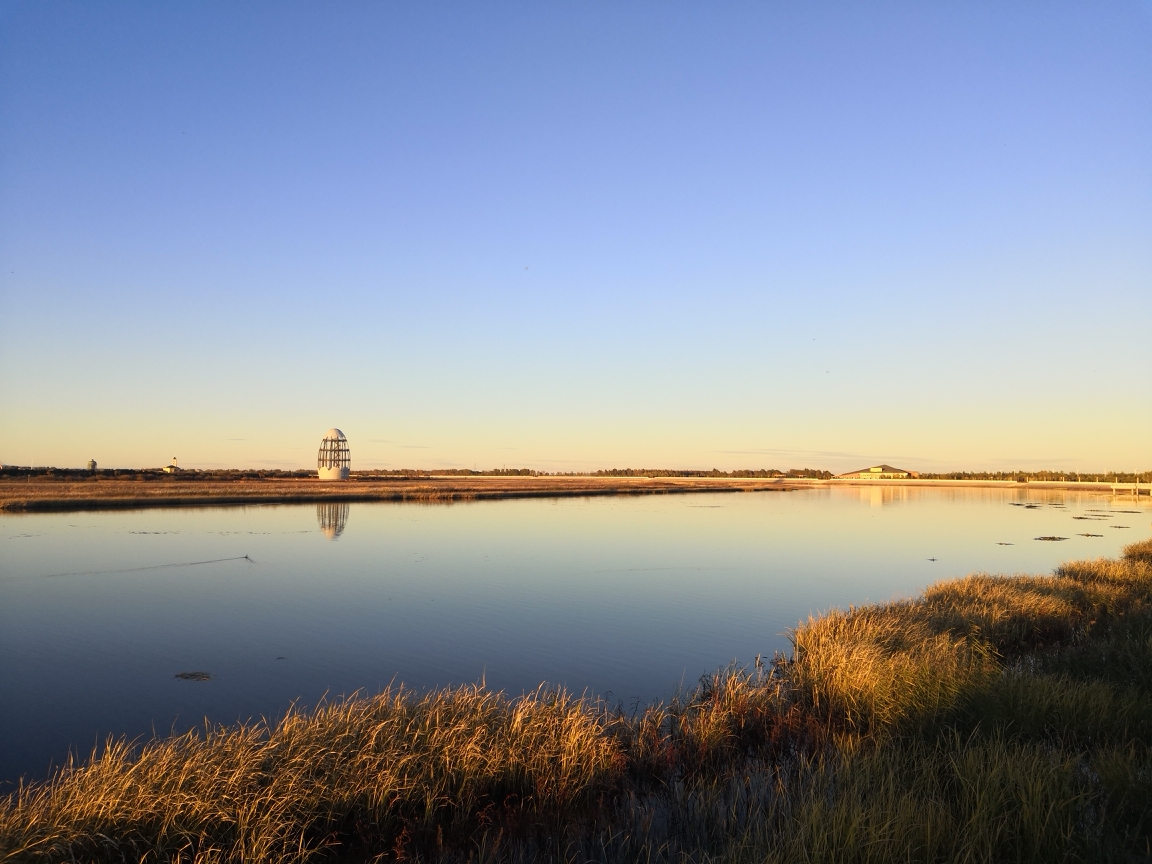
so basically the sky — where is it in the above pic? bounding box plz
[1,1,1149,473]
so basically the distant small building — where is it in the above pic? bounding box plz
[163,457,180,474]
[837,464,919,480]
[87,459,97,472]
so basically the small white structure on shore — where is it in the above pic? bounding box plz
[318,429,350,480]
[163,457,180,474]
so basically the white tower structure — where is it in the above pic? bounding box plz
[318,429,350,480]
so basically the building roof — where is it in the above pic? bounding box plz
[837,464,912,477]
[323,428,346,441]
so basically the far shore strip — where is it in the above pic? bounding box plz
[0,475,1133,513]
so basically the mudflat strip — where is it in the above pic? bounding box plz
[0,475,812,512]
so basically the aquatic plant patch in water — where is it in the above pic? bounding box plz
[173,672,212,681]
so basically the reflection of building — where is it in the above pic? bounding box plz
[837,464,918,480]
[318,429,350,480]
[317,502,349,539]
[861,486,910,508]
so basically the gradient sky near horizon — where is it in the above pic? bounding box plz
[1,2,1149,473]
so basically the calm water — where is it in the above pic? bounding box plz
[2,486,1149,785]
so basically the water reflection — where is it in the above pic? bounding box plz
[860,486,911,507]
[1,488,1148,787]
[317,503,348,539]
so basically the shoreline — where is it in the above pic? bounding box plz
[0,474,1138,513]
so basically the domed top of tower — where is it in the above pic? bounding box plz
[323,428,346,441]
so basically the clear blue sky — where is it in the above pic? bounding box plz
[1,2,1149,472]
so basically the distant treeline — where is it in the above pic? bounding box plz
[0,467,317,480]
[3,466,1148,483]
[0,466,827,479]
[355,468,836,478]
[917,470,1152,483]
[357,468,542,477]
[591,468,834,479]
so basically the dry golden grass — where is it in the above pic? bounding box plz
[1120,536,1152,565]
[1,686,621,862]
[789,607,998,731]
[4,538,1152,861]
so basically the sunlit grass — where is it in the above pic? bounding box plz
[3,538,1152,862]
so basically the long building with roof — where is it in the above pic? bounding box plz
[836,464,919,480]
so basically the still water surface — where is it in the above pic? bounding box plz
[2,486,1149,785]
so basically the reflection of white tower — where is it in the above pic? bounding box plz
[317,429,350,480]
[317,502,349,539]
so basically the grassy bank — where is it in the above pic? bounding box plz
[0,475,808,513]
[3,540,1152,862]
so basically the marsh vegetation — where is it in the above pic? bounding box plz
[3,540,1152,862]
